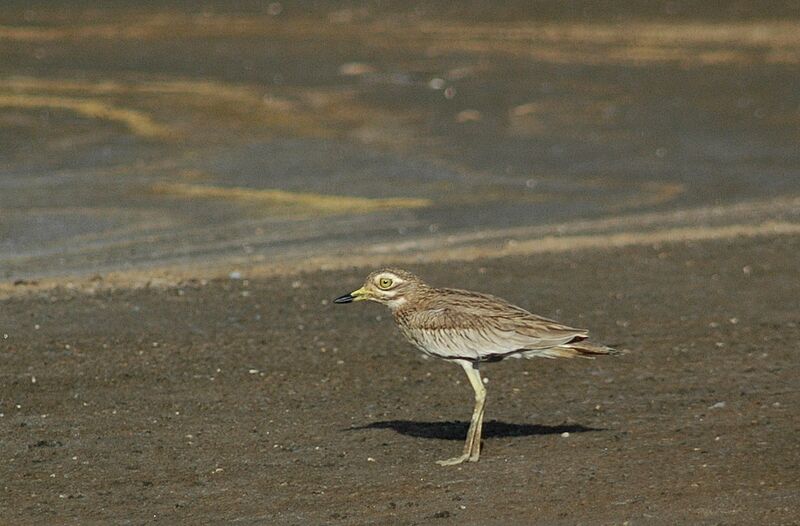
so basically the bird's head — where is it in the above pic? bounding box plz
[334,268,425,310]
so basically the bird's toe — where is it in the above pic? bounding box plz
[436,453,471,466]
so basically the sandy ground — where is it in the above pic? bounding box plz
[3,3,800,524]
[2,234,798,525]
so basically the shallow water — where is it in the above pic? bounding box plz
[2,2,799,279]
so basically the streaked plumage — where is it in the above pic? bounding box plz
[334,268,621,465]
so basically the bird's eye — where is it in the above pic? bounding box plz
[378,277,393,289]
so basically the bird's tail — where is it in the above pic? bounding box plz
[528,341,624,359]
[561,341,624,358]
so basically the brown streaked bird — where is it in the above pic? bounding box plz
[334,268,622,466]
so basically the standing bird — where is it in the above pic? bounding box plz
[333,268,621,465]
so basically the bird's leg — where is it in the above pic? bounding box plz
[437,361,486,466]
[468,396,487,460]
[464,362,486,461]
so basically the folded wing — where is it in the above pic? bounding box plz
[401,300,589,362]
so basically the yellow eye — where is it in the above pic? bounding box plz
[378,277,393,289]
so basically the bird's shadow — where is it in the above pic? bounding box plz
[347,420,601,440]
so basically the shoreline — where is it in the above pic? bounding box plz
[3,195,799,300]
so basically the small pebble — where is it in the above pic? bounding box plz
[456,109,482,123]
[511,102,538,117]
[428,78,445,90]
[338,62,376,76]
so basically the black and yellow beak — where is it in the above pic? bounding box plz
[333,286,367,304]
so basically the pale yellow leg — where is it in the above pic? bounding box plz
[436,360,487,466]
[468,371,487,461]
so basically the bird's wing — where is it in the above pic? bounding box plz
[402,304,587,362]
[433,288,588,340]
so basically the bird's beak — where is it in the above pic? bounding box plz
[333,286,368,304]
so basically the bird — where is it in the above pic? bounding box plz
[333,268,622,466]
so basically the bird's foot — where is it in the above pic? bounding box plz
[435,453,478,466]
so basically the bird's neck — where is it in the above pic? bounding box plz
[387,286,430,316]
[385,296,409,312]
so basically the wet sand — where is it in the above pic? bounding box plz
[3,2,800,279]
[2,234,799,524]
